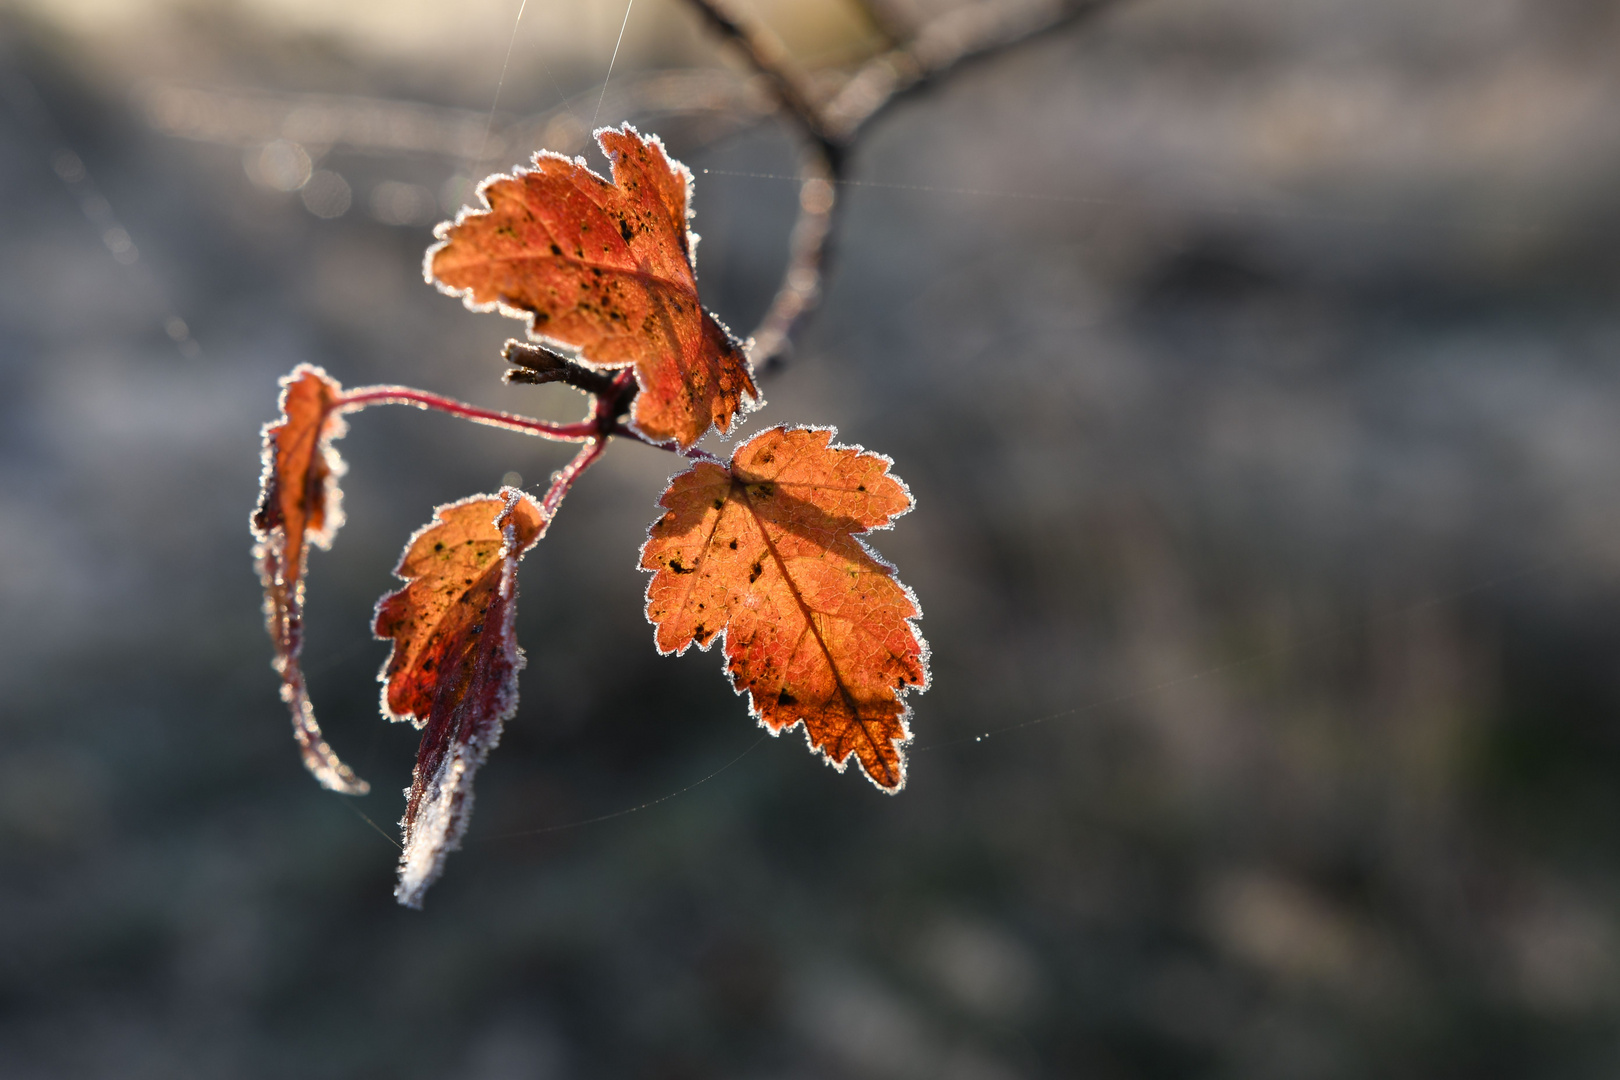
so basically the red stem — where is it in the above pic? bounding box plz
[537,369,636,520]
[541,437,608,521]
[337,385,599,442]
[339,371,697,533]
[610,422,723,464]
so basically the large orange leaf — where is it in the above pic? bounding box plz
[427,124,758,448]
[641,427,929,791]
[251,364,367,794]
[374,489,545,907]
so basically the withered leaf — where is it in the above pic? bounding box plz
[641,427,929,791]
[374,489,545,908]
[251,364,367,794]
[427,124,758,449]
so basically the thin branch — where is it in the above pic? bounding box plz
[748,165,836,374]
[676,0,848,373]
[540,436,609,519]
[677,0,1120,374]
[825,0,1122,140]
[678,0,840,163]
[337,385,599,441]
[534,368,638,520]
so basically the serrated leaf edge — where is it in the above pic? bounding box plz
[639,424,932,792]
[422,122,762,445]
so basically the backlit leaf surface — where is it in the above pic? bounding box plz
[374,489,545,907]
[427,124,757,448]
[642,427,928,790]
[251,364,367,794]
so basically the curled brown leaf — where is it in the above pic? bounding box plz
[374,489,546,907]
[251,364,367,795]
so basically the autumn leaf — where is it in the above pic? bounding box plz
[426,124,758,449]
[374,489,545,908]
[641,427,929,791]
[251,364,368,795]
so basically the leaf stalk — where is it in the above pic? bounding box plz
[337,385,600,441]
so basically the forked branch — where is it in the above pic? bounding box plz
[828,0,1125,139]
[679,0,1122,371]
[678,0,841,165]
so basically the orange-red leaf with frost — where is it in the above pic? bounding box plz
[641,427,929,791]
[251,364,367,794]
[374,489,545,907]
[426,124,758,449]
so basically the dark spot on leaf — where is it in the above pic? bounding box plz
[669,558,694,574]
[728,539,738,550]
[749,561,763,583]
[549,243,561,256]
[777,690,798,707]
[619,218,635,244]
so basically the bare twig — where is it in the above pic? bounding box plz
[540,436,609,520]
[675,0,845,373]
[747,165,836,372]
[679,0,1122,374]
[678,0,840,163]
[825,0,1122,140]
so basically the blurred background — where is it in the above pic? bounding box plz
[4,0,1620,1076]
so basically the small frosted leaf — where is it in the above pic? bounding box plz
[426,123,758,449]
[251,364,367,795]
[640,427,929,791]
[374,489,545,907]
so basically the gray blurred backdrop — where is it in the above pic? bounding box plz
[4,0,1620,1076]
